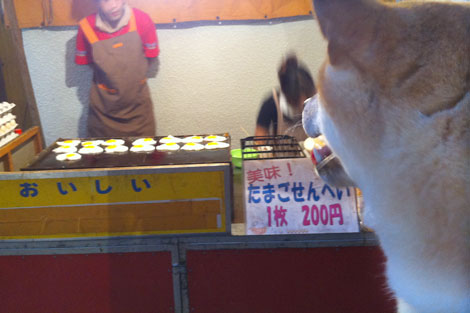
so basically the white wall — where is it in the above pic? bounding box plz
[22,18,327,148]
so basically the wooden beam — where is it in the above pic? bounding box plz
[14,0,314,28]
[0,0,44,141]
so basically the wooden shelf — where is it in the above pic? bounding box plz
[0,126,42,171]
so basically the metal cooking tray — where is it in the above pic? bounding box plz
[240,135,305,160]
[22,134,231,171]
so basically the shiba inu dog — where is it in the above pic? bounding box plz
[303,0,470,312]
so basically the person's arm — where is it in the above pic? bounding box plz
[136,10,159,77]
[139,11,160,58]
[146,57,159,78]
[75,25,92,65]
[256,96,277,134]
[255,96,277,145]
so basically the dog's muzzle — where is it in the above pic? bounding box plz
[302,95,357,187]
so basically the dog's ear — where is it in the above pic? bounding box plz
[313,0,388,66]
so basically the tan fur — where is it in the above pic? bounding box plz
[305,0,470,312]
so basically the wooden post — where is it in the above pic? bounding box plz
[0,60,7,102]
[0,0,44,141]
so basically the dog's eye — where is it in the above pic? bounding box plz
[303,97,313,107]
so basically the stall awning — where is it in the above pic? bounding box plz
[14,0,313,29]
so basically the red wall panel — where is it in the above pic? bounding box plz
[187,246,396,313]
[0,252,174,313]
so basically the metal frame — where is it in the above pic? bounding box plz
[0,231,379,313]
[241,135,305,160]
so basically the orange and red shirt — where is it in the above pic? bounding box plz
[75,8,159,65]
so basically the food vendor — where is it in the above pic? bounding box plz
[255,54,316,142]
[75,0,159,137]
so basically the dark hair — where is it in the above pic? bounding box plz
[278,55,316,106]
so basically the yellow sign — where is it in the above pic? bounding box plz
[2,171,223,208]
[0,169,229,239]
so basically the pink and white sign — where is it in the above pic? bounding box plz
[244,158,359,235]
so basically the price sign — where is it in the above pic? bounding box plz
[244,158,359,235]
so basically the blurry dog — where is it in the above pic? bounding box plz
[303,1,470,312]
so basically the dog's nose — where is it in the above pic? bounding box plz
[302,95,322,138]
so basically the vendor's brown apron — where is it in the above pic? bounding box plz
[272,88,307,142]
[79,13,155,137]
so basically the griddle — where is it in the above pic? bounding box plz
[22,134,231,171]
